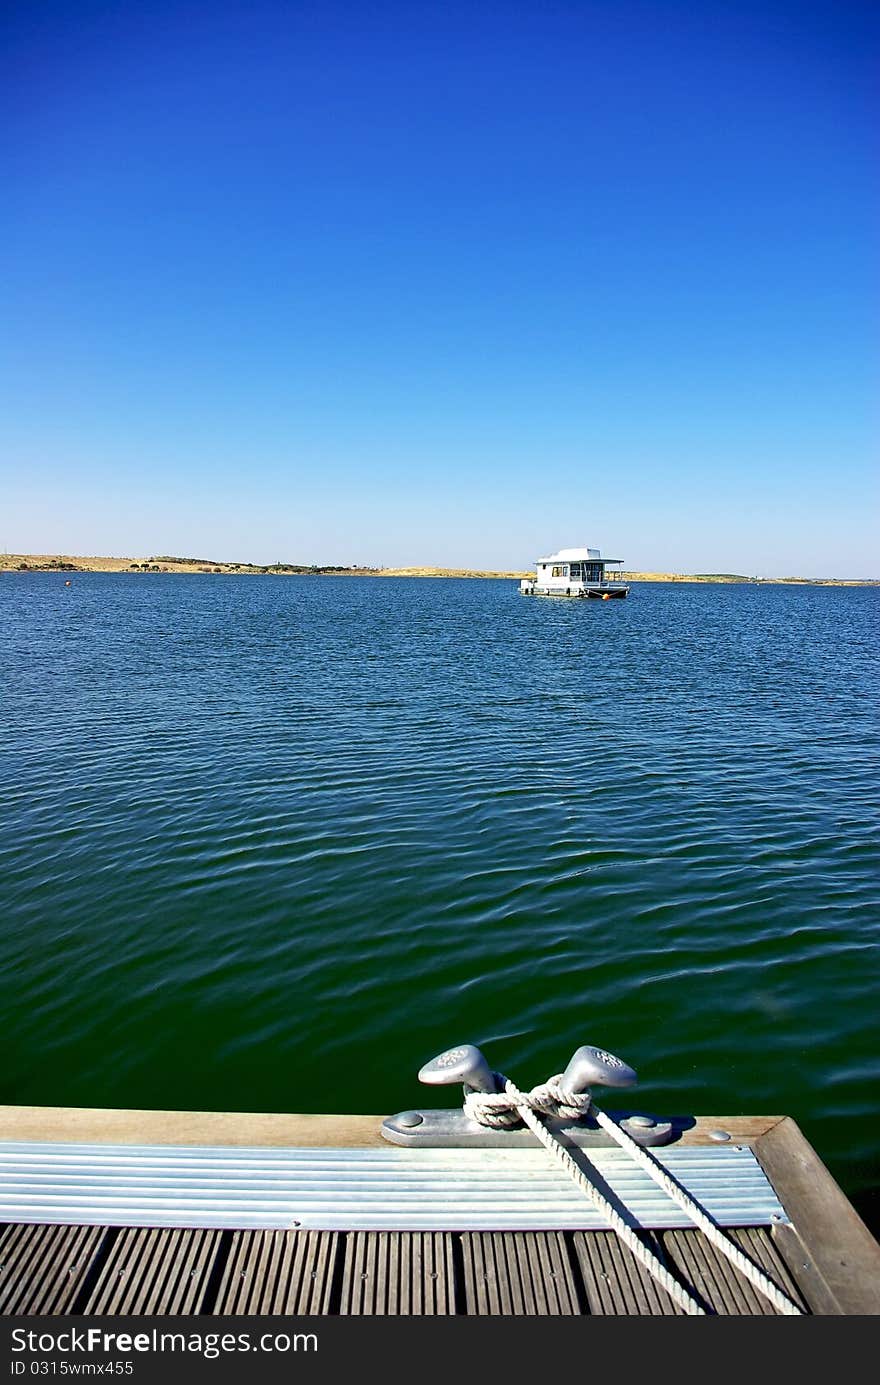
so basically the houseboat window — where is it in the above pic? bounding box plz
[569,563,582,579]
[552,565,565,577]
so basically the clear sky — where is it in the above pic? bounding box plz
[2,0,877,575]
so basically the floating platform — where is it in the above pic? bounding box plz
[0,1106,877,1316]
[519,583,629,599]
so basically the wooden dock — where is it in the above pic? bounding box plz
[1,1107,878,1316]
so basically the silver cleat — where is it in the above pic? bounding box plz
[560,1045,638,1093]
[383,1041,670,1148]
[418,1044,499,1094]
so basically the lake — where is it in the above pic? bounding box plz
[1,573,877,1225]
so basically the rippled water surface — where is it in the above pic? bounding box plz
[2,575,878,1221]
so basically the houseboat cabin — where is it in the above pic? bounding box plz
[520,547,630,599]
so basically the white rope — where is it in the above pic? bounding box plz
[465,1074,803,1316]
[588,1102,803,1315]
[470,1078,705,1314]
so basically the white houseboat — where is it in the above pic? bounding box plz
[520,546,630,599]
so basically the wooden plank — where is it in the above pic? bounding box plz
[526,1232,580,1314]
[212,1231,338,1314]
[78,1226,222,1314]
[651,1114,785,1147]
[0,1107,781,1152]
[459,1232,499,1314]
[572,1229,682,1315]
[459,1232,579,1315]
[340,1233,454,1314]
[0,1106,385,1149]
[755,1117,880,1315]
[729,1227,809,1314]
[571,1227,808,1316]
[477,1233,522,1314]
[771,1224,839,1317]
[0,1223,107,1315]
[662,1228,757,1315]
[660,1226,810,1316]
[572,1230,622,1315]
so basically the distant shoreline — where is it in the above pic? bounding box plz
[1,554,876,586]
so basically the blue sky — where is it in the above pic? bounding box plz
[2,0,877,575]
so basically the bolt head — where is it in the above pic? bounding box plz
[395,1110,424,1129]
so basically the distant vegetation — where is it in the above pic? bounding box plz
[150,555,220,566]
[147,556,369,574]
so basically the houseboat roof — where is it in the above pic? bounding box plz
[537,547,623,563]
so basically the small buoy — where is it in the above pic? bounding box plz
[65,580,71,587]
[602,592,610,600]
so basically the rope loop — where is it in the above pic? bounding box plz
[463,1072,592,1129]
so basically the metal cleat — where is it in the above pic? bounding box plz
[555,1043,671,1146]
[418,1044,499,1095]
[560,1045,638,1093]
[381,1042,673,1148]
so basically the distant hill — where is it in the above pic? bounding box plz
[0,553,376,575]
[620,572,877,586]
[1,554,876,585]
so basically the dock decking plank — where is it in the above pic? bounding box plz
[212,1230,338,1314]
[340,1233,454,1314]
[0,1223,107,1315]
[666,1226,747,1314]
[729,1227,809,1313]
[77,1227,222,1315]
[572,1228,682,1315]
[459,1232,579,1315]
[659,1227,809,1316]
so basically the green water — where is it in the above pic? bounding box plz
[1,574,877,1224]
